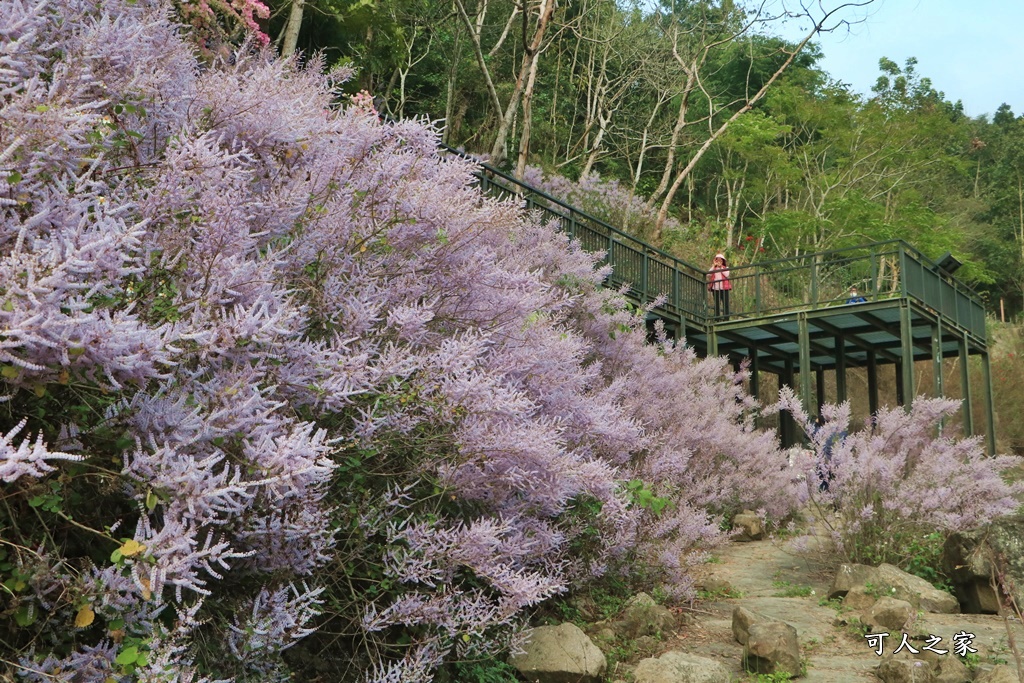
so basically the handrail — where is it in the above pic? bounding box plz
[437,142,709,320]
[428,137,986,338]
[437,143,703,276]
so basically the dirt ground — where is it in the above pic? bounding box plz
[642,531,1024,682]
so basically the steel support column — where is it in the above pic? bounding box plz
[867,351,879,417]
[899,304,915,409]
[798,313,813,418]
[932,320,944,398]
[981,351,996,455]
[782,360,796,447]
[750,348,760,403]
[959,332,973,437]
[836,336,848,403]
[816,368,826,414]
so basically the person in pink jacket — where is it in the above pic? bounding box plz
[708,253,732,319]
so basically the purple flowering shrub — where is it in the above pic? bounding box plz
[777,389,1023,572]
[1,0,806,679]
[521,166,688,246]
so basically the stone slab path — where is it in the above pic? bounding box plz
[653,534,1024,682]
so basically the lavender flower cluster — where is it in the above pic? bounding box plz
[6,1,1009,680]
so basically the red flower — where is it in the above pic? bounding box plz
[746,235,754,241]
[759,247,765,252]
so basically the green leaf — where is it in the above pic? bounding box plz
[115,646,139,666]
[6,171,22,184]
[14,606,36,626]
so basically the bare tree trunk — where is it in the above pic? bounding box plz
[645,65,697,211]
[652,20,826,240]
[493,0,555,167]
[515,33,546,178]
[281,0,305,58]
[454,0,504,119]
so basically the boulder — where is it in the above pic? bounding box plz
[874,564,959,614]
[830,563,879,599]
[732,510,764,541]
[865,596,915,632]
[974,665,1022,683]
[742,621,801,677]
[616,592,676,640]
[931,655,971,683]
[731,606,760,645]
[942,515,1024,614]
[876,652,935,683]
[830,563,958,614]
[509,623,607,683]
[633,651,733,683]
[843,585,878,611]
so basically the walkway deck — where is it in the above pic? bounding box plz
[449,150,995,453]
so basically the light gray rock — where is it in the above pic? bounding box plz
[942,516,1024,614]
[876,652,934,683]
[973,664,1022,683]
[633,651,733,683]
[875,564,959,614]
[731,606,760,646]
[830,563,879,600]
[931,655,971,683]
[617,592,676,640]
[732,510,764,542]
[866,596,915,632]
[509,622,607,683]
[843,585,877,611]
[742,621,801,677]
[830,563,959,614]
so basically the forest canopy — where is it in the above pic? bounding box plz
[264,0,1024,317]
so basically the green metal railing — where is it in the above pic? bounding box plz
[719,241,986,337]
[437,143,986,339]
[441,148,708,323]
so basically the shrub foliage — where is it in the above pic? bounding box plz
[3,1,1014,681]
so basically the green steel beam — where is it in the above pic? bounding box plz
[868,351,879,417]
[750,348,760,403]
[981,351,996,455]
[836,336,847,403]
[798,313,813,416]
[808,317,902,366]
[816,368,826,414]
[932,320,944,398]
[900,303,915,410]
[959,332,974,437]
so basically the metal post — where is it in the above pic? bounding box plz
[836,336,848,403]
[816,368,826,416]
[641,252,649,306]
[932,320,944,398]
[981,350,996,455]
[810,257,819,308]
[900,303,914,410]
[895,362,905,406]
[782,360,796,447]
[798,313,813,417]
[959,332,973,436]
[755,271,762,314]
[867,351,879,418]
[750,348,760,403]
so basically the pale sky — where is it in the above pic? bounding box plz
[772,0,1024,119]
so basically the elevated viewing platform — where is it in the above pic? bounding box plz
[452,151,995,453]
